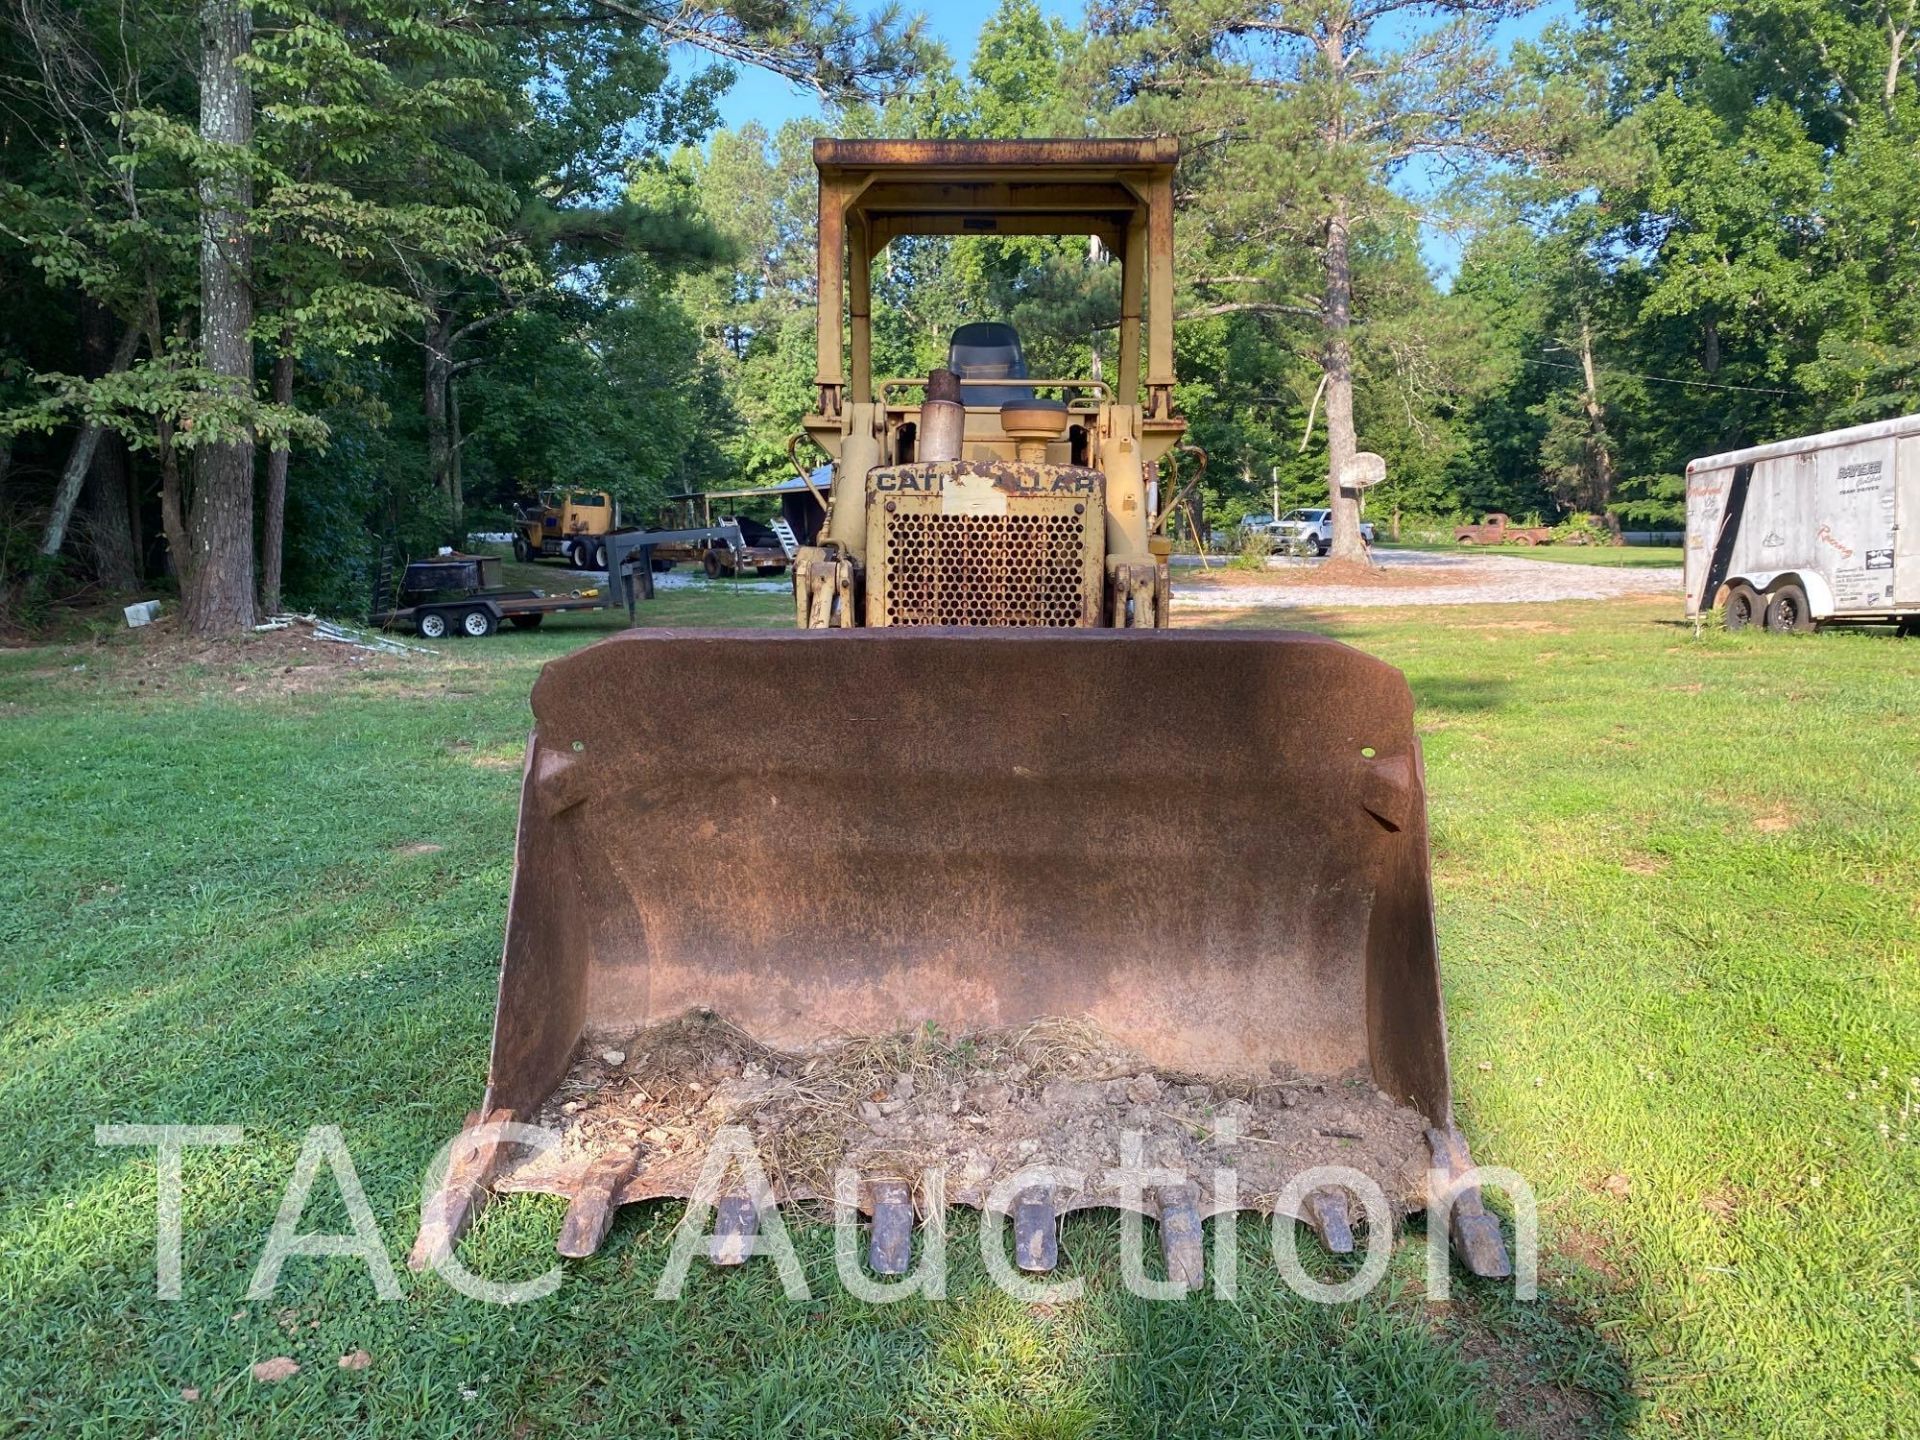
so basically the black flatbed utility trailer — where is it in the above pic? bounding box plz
[372,525,742,639]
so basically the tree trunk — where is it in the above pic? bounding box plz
[128,447,146,568]
[449,376,465,546]
[81,301,141,589]
[260,345,295,614]
[1576,317,1620,540]
[185,0,256,635]
[142,286,191,585]
[1321,194,1368,563]
[425,306,457,543]
[1888,8,1911,110]
[84,436,141,590]
[157,417,188,581]
[37,323,140,573]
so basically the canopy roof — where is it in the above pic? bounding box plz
[668,470,827,505]
[813,137,1175,247]
[810,137,1179,419]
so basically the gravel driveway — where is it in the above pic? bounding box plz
[1173,548,1683,609]
[599,548,1682,609]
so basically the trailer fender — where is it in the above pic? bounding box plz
[1741,570,1836,619]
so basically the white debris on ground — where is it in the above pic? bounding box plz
[1173,548,1682,609]
[253,613,436,656]
[642,570,792,595]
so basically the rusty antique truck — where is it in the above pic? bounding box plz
[1452,512,1555,546]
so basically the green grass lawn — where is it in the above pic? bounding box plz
[2,590,1915,1438]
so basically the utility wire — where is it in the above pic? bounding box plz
[1520,356,1795,396]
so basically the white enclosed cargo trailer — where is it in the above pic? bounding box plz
[1684,414,1920,633]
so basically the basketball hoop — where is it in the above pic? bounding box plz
[1339,452,1387,491]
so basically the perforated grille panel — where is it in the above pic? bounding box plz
[881,510,1091,626]
[865,461,1106,628]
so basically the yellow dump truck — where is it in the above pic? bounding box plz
[511,490,617,569]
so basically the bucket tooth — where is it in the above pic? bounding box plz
[556,1150,638,1259]
[867,1179,915,1276]
[710,1194,760,1267]
[1013,1187,1057,1273]
[1427,1128,1513,1279]
[1304,1187,1356,1254]
[1155,1184,1205,1291]
[408,1108,516,1272]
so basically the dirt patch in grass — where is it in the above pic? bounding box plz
[1553,1222,1628,1288]
[1169,605,1322,629]
[1451,1315,1610,1440]
[1187,559,1469,591]
[1747,805,1799,834]
[23,612,423,698]
[1462,619,1575,634]
[1699,1191,1739,1226]
[447,738,525,769]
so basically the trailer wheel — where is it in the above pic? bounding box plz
[1763,582,1814,635]
[417,610,450,640]
[1722,582,1761,632]
[460,607,498,638]
[509,614,544,630]
[703,549,722,579]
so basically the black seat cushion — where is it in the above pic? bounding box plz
[948,322,1034,407]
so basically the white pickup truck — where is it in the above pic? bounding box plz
[1267,507,1375,556]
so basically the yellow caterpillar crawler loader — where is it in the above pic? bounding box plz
[412,140,1510,1286]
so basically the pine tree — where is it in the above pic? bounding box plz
[1087,0,1542,561]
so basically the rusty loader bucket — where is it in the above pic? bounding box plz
[411,629,1510,1282]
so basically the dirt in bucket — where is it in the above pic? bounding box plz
[508,1011,1434,1216]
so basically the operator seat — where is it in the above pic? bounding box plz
[948,322,1040,407]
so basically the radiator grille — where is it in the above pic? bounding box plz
[882,511,1090,626]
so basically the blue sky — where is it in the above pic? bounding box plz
[684,0,1084,133]
[668,0,1578,279]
